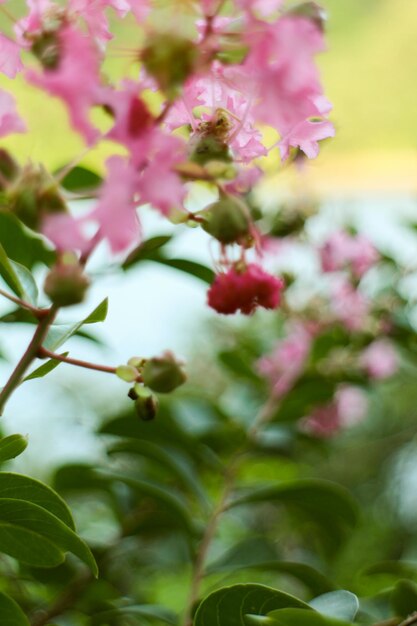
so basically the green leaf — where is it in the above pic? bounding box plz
[0,435,28,463]
[95,469,197,535]
[90,604,178,625]
[0,213,55,270]
[309,592,359,621]
[391,580,417,617]
[0,472,75,529]
[153,258,215,284]
[107,439,208,506]
[194,584,309,626]
[44,298,108,351]
[56,165,102,193]
[249,608,352,626]
[228,480,358,550]
[10,261,38,306]
[207,539,334,596]
[0,242,24,297]
[24,352,68,381]
[123,235,173,269]
[0,498,97,574]
[0,591,30,626]
[218,350,261,382]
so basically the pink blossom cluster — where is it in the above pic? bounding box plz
[320,230,379,278]
[302,385,368,438]
[0,0,335,316]
[257,322,314,396]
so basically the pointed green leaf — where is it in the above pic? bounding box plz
[153,258,215,284]
[24,352,68,381]
[91,604,177,625]
[0,212,55,270]
[57,165,102,193]
[0,499,98,575]
[309,592,359,621]
[0,591,30,626]
[95,469,197,535]
[0,473,75,529]
[10,261,38,306]
[107,440,208,506]
[194,584,309,626]
[44,298,108,351]
[0,243,23,297]
[123,235,173,269]
[0,435,28,463]
[228,480,358,549]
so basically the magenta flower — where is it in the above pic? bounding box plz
[207,263,284,315]
[0,89,26,137]
[361,340,398,380]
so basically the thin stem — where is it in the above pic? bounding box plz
[0,307,57,415]
[0,287,46,318]
[182,396,277,626]
[37,347,128,377]
[0,5,17,25]
[399,614,417,626]
[30,570,93,626]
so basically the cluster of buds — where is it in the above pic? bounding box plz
[116,352,187,420]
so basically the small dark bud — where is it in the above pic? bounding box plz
[31,31,61,70]
[142,351,186,394]
[141,34,198,100]
[44,260,90,307]
[134,390,159,421]
[202,193,251,244]
[287,2,327,30]
[0,150,19,190]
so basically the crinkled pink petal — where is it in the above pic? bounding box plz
[279,119,335,160]
[0,34,23,78]
[42,213,91,253]
[0,89,26,137]
[92,156,141,253]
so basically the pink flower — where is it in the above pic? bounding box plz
[0,34,23,78]
[330,278,369,331]
[68,0,149,43]
[320,231,378,278]
[15,0,56,43]
[207,263,284,315]
[257,322,312,397]
[91,156,141,253]
[136,131,187,216]
[279,119,334,160]
[0,89,26,137]
[244,15,334,160]
[26,24,102,144]
[42,212,90,253]
[302,385,368,438]
[43,156,141,254]
[361,340,398,380]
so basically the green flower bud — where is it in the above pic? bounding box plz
[44,261,90,307]
[190,135,232,166]
[141,34,198,100]
[116,365,139,383]
[9,164,67,231]
[133,388,159,421]
[142,351,186,394]
[202,194,251,244]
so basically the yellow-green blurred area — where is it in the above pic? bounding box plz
[0,0,415,191]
